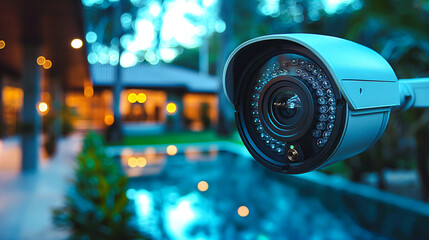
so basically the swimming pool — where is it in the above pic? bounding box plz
[112,143,387,240]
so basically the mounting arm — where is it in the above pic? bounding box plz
[395,78,429,111]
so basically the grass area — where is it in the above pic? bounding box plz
[109,130,243,146]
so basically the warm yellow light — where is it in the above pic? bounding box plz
[36,56,46,65]
[0,40,5,49]
[84,86,94,98]
[3,86,23,109]
[166,145,178,156]
[104,114,114,125]
[166,102,177,114]
[197,181,209,192]
[71,38,83,49]
[43,60,52,69]
[137,157,147,167]
[38,102,49,114]
[128,93,137,103]
[137,93,147,103]
[237,206,249,217]
[128,157,138,168]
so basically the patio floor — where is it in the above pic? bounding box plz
[0,134,83,240]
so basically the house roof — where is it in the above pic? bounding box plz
[90,63,220,93]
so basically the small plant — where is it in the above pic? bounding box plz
[53,132,148,240]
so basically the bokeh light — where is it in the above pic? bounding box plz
[128,157,138,168]
[166,145,178,156]
[38,102,49,115]
[84,86,94,98]
[197,181,209,192]
[71,38,83,49]
[137,157,147,167]
[104,114,114,125]
[128,93,137,103]
[238,206,249,217]
[137,93,147,103]
[0,40,5,49]
[36,56,46,65]
[85,31,97,43]
[43,60,52,69]
[166,102,177,114]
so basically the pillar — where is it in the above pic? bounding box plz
[166,91,184,131]
[21,43,41,172]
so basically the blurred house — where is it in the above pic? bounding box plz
[69,63,219,134]
[0,0,219,138]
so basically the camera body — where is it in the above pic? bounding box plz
[223,34,400,174]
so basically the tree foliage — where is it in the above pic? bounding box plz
[53,132,148,239]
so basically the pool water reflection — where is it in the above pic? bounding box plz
[117,145,385,240]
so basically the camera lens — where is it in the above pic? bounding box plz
[259,76,314,142]
[270,90,303,126]
[235,49,344,173]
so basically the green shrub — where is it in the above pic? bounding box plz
[53,132,148,240]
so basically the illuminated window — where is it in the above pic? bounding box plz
[2,86,23,136]
[121,89,166,123]
[183,93,218,131]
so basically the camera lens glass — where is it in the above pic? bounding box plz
[241,51,341,168]
[270,90,303,126]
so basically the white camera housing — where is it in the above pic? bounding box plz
[223,34,401,174]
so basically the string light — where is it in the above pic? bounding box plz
[36,56,46,65]
[43,60,52,69]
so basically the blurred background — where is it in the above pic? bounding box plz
[1,0,429,239]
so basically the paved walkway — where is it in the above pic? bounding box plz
[0,134,83,240]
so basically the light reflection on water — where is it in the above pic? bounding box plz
[118,146,383,240]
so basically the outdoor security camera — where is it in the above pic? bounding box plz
[223,33,429,174]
